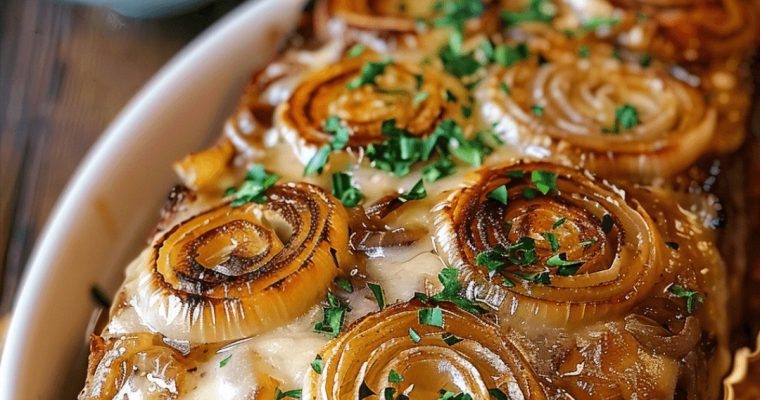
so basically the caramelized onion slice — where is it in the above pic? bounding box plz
[435,162,666,327]
[320,0,496,34]
[80,333,190,400]
[132,183,350,343]
[303,301,547,399]
[724,333,760,399]
[477,52,716,182]
[609,0,759,62]
[276,55,470,163]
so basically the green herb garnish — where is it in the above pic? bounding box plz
[442,332,464,346]
[226,165,279,206]
[531,104,545,116]
[310,355,323,374]
[332,172,363,207]
[487,185,509,205]
[347,43,366,58]
[314,291,347,337]
[347,58,392,90]
[367,282,386,310]
[419,306,444,327]
[501,0,556,26]
[409,327,422,343]
[219,354,232,368]
[399,179,427,202]
[275,388,302,400]
[304,116,350,176]
[542,232,560,252]
[669,284,704,314]
[602,104,640,134]
[531,170,557,194]
[388,370,404,383]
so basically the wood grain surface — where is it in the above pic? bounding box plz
[0,0,243,314]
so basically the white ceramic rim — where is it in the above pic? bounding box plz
[0,0,304,397]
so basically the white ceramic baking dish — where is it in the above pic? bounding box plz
[0,0,304,397]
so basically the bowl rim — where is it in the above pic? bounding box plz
[0,0,304,396]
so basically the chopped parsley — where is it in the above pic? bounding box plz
[602,104,640,134]
[442,332,464,346]
[531,170,558,194]
[335,276,353,293]
[275,388,302,400]
[461,105,472,118]
[304,116,350,176]
[399,179,427,202]
[413,91,430,106]
[493,43,530,67]
[314,291,347,337]
[531,104,545,116]
[542,232,559,252]
[219,354,232,368]
[388,370,404,383]
[367,282,386,310]
[347,43,366,58]
[501,0,556,26]
[476,237,538,274]
[409,327,422,343]
[488,388,510,400]
[225,165,279,206]
[419,306,444,327]
[582,16,620,30]
[488,185,509,205]
[499,82,511,95]
[423,157,457,182]
[439,44,481,77]
[546,253,584,275]
[437,391,474,400]
[366,120,426,176]
[433,0,485,31]
[347,58,392,90]
[669,284,704,314]
[428,267,483,314]
[552,217,567,229]
[310,355,323,374]
[514,270,551,285]
[579,238,598,247]
[332,172,363,207]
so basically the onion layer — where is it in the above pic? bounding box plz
[435,162,666,327]
[609,0,759,62]
[80,333,190,400]
[133,183,350,343]
[303,300,547,399]
[477,54,716,182]
[276,55,470,163]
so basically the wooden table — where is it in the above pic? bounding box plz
[0,0,244,314]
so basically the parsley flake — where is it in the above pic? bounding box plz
[304,116,351,176]
[442,332,464,346]
[542,232,560,252]
[419,306,444,327]
[314,291,347,337]
[531,104,545,116]
[332,172,363,207]
[602,104,640,134]
[347,58,392,90]
[582,16,620,30]
[399,179,427,202]
[219,354,232,368]
[347,43,366,58]
[531,170,558,194]
[669,284,704,314]
[423,157,457,182]
[388,370,404,383]
[367,282,386,310]
[501,0,556,26]
[226,165,280,207]
[488,185,509,205]
[409,327,421,343]
[310,355,323,374]
[275,388,302,400]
